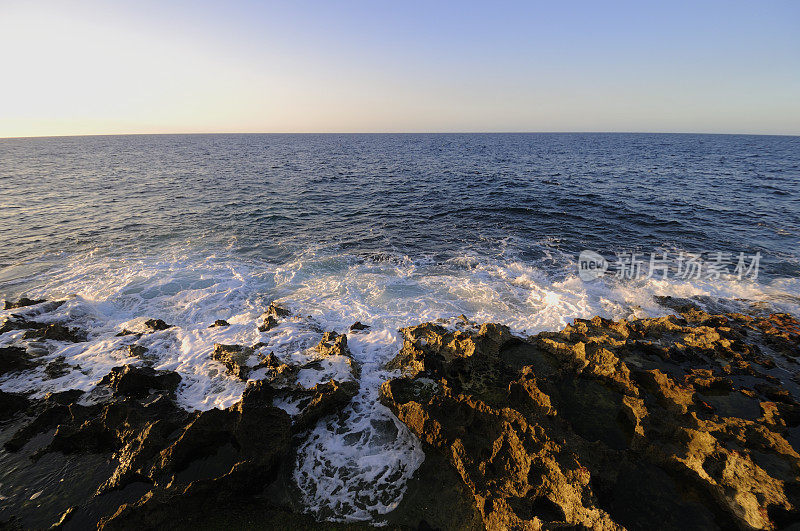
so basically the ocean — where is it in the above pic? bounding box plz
[1,132,799,521]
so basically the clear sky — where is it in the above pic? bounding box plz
[1,0,798,137]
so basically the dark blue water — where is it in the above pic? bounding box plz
[2,133,798,283]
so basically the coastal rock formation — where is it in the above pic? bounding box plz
[2,297,46,310]
[381,310,800,530]
[0,345,36,375]
[2,297,800,529]
[1,366,359,529]
[314,330,361,379]
[258,301,291,332]
[212,343,255,380]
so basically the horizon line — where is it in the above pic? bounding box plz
[2,130,799,140]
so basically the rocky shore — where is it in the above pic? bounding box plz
[1,296,799,529]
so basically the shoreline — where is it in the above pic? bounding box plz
[1,297,799,528]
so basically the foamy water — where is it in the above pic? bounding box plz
[1,247,799,521]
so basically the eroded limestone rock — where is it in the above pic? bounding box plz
[381,310,800,530]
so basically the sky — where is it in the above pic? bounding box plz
[1,0,798,137]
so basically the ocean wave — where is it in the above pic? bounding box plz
[1,247,799,521]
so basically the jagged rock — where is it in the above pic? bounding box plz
[128,344,149,358]
[254,352,300,387]
[144,319,172,331]
[0,389,30,421]
[4,390,86,451]
[44,356,71,379]
[3,297,46,310]
[267,301,291,318]
[258,314,278,332]
[315,331,349,357]
[386,321,511,377]
[23,323,87,342]
[257,302,291,332]
[290,379,360,432]
[212,344,254,380]
[209,319,230,328]
[350,321,370,331]
[99,365,181,398]
[315,331,361,378]
[0,315,48,334]
[0,345,35,375]
[381,310,800,530]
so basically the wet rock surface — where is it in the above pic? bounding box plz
[381,310,800,530]
[0,304,365,529]
[3,297,46,310]
[2,299,800,529]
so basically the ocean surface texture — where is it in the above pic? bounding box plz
[1,133,799,521]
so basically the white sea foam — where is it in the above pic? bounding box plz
[1,248,799,521]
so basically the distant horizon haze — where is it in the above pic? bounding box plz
[1,0,798,138]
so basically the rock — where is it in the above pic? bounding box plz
[99,365,182,398]
[23,323,87,342]
[44,356,71,379]
[266,301,291,318]
[127,344,149,358]
[209,319,230,328]
[291,379,360,432]
[314,331,361,378]
[257,302,291,332]
[350,321,370,331]
[258,314,278,332]
[50,506,76,529]
[0,315,48,334]
[212,344,254,380]
[381,310,800,530]
[3,297,46,310]
[254,352,300,387]
[315,331,350,357]
[0,389,30,421]
[144,319,172,331]
[0,345,35,375]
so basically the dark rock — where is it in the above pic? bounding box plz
[291,379,359,432]
[209,319,230,328]
[212,344,253,380]
[258,314,278,332]
[1,336,364,529]
[266,301,291,318]
[127,344,149,358]
[0,345,35,375]
[99,365,182,398]
[0,315,48,334]
[257,302,291,332]
[144,319,172,331]
[0,389,30,421]
[3,297,46,310]
[44,356,71,379]
[350,321,370,331]
[23,323,87,343]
